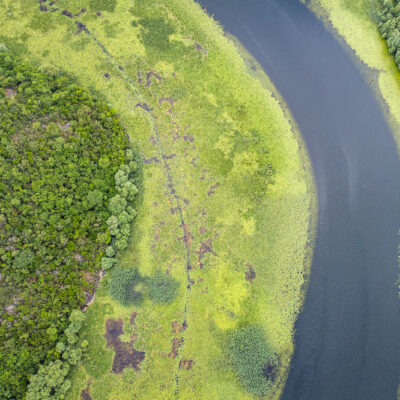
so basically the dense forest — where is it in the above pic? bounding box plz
[0,51,138,399]
[375,0,400,69]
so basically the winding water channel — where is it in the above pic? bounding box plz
[200,0,400,398]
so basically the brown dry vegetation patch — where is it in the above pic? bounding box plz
[179,359,193,370]
[169,337,184,359]
[105,318,145,373]
[182,224,193,249]
[158,97,176,114]
[145,71,162,88]
[80,387,92,400]
[207,183,220,197]
[130,312,137,326]
[171,320,187,335]
[195,238,217,269]
[245,263,256,283]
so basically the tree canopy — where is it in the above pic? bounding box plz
[0,51,135,398]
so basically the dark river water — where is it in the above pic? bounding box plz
[200,0,400,398]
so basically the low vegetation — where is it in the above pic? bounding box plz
[227,325,278,396]
[108,266,142,306]
[0,51,137,398]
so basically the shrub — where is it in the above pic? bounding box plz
[227,325,277,396]
[101,257,116,270]
[26,311,86,400]
[147,271,179,304]
[108,266,142,305]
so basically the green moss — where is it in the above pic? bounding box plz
[147,271,180,304]
[89,0,117,12]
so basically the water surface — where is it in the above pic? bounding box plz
[200,0,400,398]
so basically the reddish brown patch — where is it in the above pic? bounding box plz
[158,97,176,114]
[169,337,184,359]
[179,359,194,370]
[171,320,187,334]
[145,71,162,88]
[80,387,92,400]
[245,263,256,283]
[183,224,193,249]
[130,312,137,326]
[141,151,160,164]
[183,134,194,142]
[196,238,217,268]
[5,89,16,98]
[154,226,160,242]
[105,318,145,373]
[207,183,220,197]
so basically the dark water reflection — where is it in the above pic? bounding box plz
[200,0,400,398]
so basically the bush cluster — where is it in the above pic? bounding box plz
[375,0,400,69]
[101,153,138,271]
[26,311,87,400]
[0,51,132,398]
[227,325,277,396]
[108,266,142,305]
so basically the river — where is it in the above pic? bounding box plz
[200,0,400,398]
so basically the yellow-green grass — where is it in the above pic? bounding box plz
[0,0,314,398]
[305,0,400,148]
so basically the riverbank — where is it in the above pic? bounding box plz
[306,0,400,148]
[0,0,314,398]
[201,1,400,398]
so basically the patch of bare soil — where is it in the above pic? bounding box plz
[245,263,256,283]
[136,102,153,112]
[80,387,92,400]
[207,183,220,197]
[105,318,145,373]
[141,151,160,164]
[168,337,184,359]
[171,320,187,335]
[195,238,217,269]
[179,359,193,370]
[130,312,137,326]
[182,224,193,250]
[5,89,16,98]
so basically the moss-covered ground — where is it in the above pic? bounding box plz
[0,1,314,398]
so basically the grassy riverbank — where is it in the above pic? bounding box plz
[305,0,400,147]
[0,0,314,398]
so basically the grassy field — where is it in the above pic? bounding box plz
[306,0,400,147]
[0,1,314,398]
